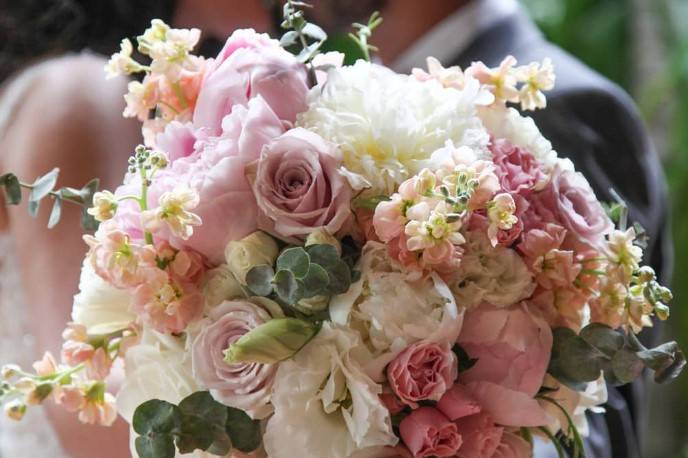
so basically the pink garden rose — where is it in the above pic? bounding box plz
[399,407,462,458]
[490,138,547,195]
[527,166,612,248]
[155,121,198,162]
[194,29,309,135]
[387,341,458,408]
[437,384,481,421]
[247,128,352,242]
[493,432,532,458]
[191,299,278,419]
[454,412,503,458]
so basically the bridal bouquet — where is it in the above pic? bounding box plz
[1,4,684,458]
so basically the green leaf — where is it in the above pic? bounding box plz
[177,391,231,454]
[306,244,339,269]
[47,197,62,229]
[273,269,303,304]
[280,30,299,47]
[276,247,310,278]
[225,407,262,453]
[133,399,180,435]
[548,328,602,389]
[637,341,686,383]
[301,263,330,297]
[1,174,21,205]
[452,343,478,372]
[579,323,625,358]
[246,265,275,296]
[302,23,327,41]
[135,434,175,458]
[174,416,214,454]
[326,260,352,295]
[178,392,227,428]
[609,348,644,385]
[28,199,40,218]
[29,168,59,203]
[81,207,100,231]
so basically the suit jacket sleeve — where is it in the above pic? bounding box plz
[528,86,672,458]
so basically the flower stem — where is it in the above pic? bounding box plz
[139,168,155,245]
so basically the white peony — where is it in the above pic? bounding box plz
[71,259,135,334]
[263,323,397,458]
[330,242,462,360]
[447,231,534,308]
[298,60,490,195]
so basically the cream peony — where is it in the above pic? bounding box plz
[447,231,534,308]
[263,323,397,458]
[298,61,489,195]
[330,242,462,360]
[71,259,135,335]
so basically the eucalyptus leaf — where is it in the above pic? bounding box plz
[135,434,175,458]
[302,23,327,41]
[174,416,214,454]
[48,197,62,229]
[28,199,40,218]
[81,207,100,231]
[302,263,330,298]
[273,269,303,304]
[276,247,310,278]
[225,407,262,453]
[548,328,602,388]
[178,392,227,428]
[29,168,58,203]
[610,348,644,385]
[1,174,21,205]
[246,265,275,296]
[133,399,180,435]
[452,344,477,372]
[280,30,299,47]
[306,244,339,269]
[177,392,231,454]
[326,260,352,295]
[579,323,625,358]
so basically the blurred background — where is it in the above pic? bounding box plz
[0,0,686,456]
[517,1,688,456]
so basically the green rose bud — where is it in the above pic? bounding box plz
[224,318,319,365]
[305,229,341,255]
[294,295,330,315]
[203,265,245,308]
[225,231,279,284]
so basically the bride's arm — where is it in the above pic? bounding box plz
[1,54,140,458]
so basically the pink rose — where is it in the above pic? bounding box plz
[155,121,198,162]
[493,432,532,458]
[191,299,277,419]
[437,384,481,421]
[528,166,612,248]
[194,29,309,135]
[454,413,503,458]
[387,341,458,408]
[490,138,547,195]
[247,128,352,241]
[458,303,552,396]
[399,407,462,458]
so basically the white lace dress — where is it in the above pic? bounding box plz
[0,62,69,457]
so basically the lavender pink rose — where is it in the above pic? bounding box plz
[247,128,352,242]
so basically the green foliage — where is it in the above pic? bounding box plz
[348,11,383,62]
[132,392,261,458]
[452,343,478,372]
[549,323,685,389]
[280,0,328,63]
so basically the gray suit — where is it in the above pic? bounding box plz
[453,9,672,458]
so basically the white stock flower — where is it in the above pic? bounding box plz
[87,190,118,222]
[224,231,279,284]
[71,259,135,335]
[448,231,534,308]
[515,58,555,111]
[298,61,489,195]
[263,323,397,458]
[330,242,462,356]
[142,186,202,240]
[105,39,141,78]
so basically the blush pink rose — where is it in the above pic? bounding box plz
[247,128,352,242]
[399,407,462,458]
[387,341,458,408]
[454,412,504,458]
[194,29,309,135]
[458,302,552,397]
[191,299,277,419]
[493,432,532,458]
[437,384,481,421]
[155,121,198,162]
[490,138,547,195]
[528,166,612,248]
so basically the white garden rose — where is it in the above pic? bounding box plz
[298,60,489,195]
[263,323,397,458]
[330,242,462,358]
[224,231,279,284]
[203,264,245,308]
[448,231,535,308]
[71,259,135,334]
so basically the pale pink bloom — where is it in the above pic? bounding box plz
[85,348,113,381]
[194,29,309,135]
[123,77,160,120]
[530,286,588,331]
[156,63,207,119]
[132,273,204,333]
[32,352,58,377]
[191,300,277,419]
[515,58,555,111]
[437,384,481,421]
[142,186,202,240]
[454,412,504,458]
[374,196,407,242]
[61,322,88,342]
[247,128,352,242]
[468,56,520,103]
[491,138,547,195]
[54,386,85,412]
[412,57,466,89]
[78,392,118,426]
[493,431,533,458]
[464,381,551,427]
[458,302,552,398]
[387,341,458,408]
[84,230,157,289]
[487,193,518,246]
[169,247,206,284]
[399,407,462,458]
[61,340,95,366]
[155,121,198,162]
